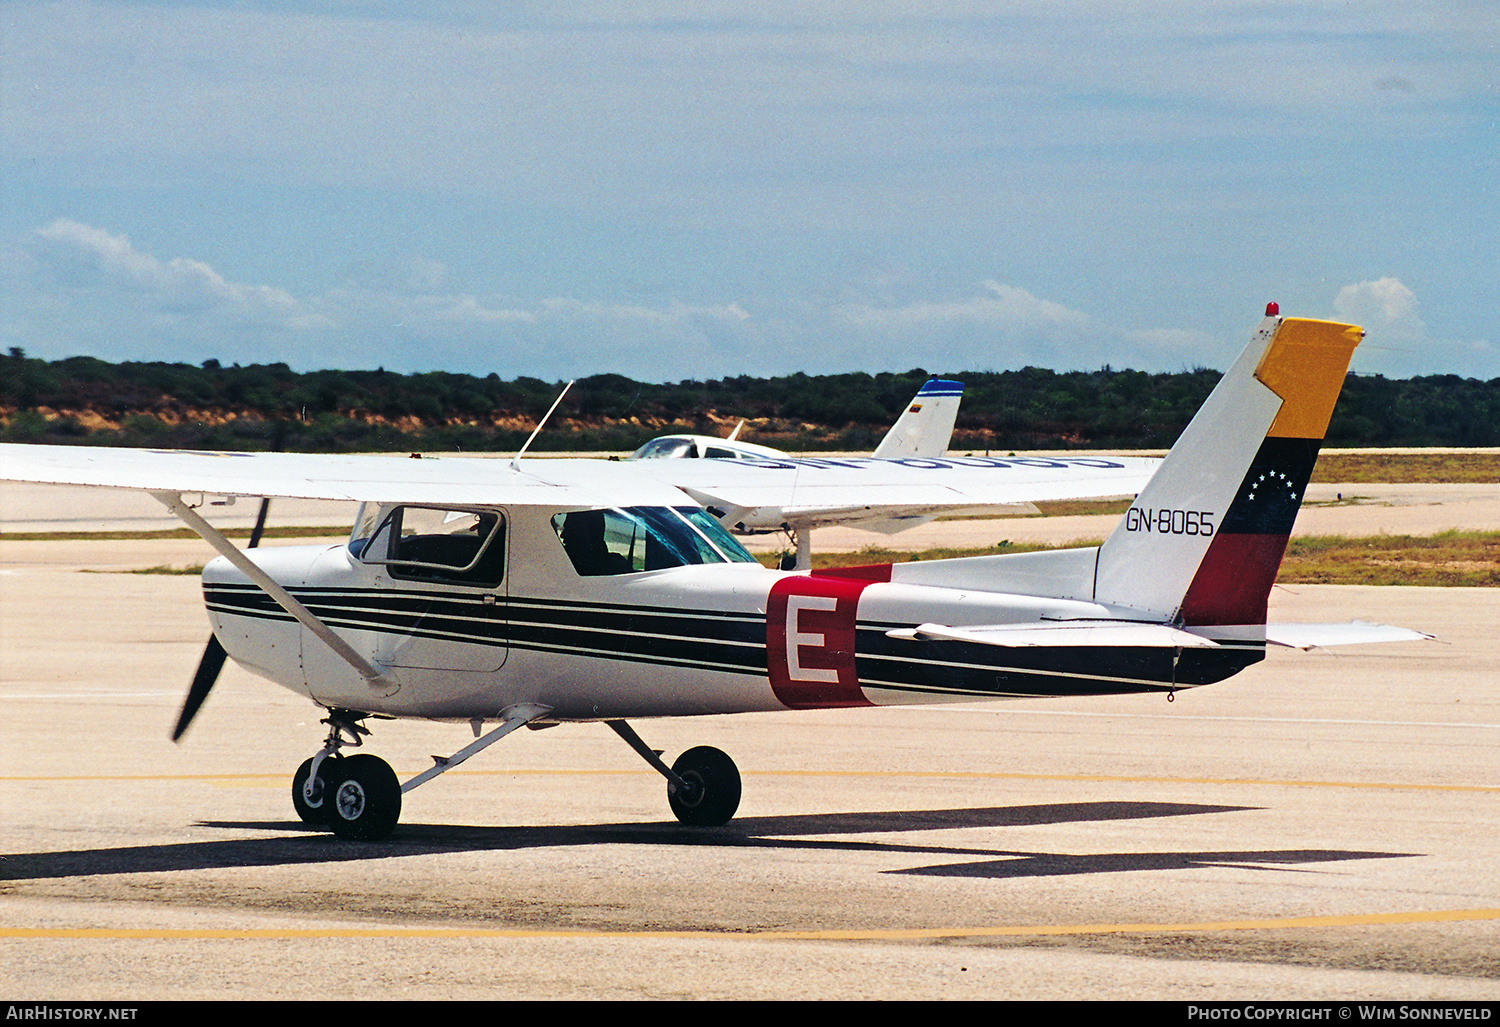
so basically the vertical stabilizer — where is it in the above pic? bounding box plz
[1093,314,1362,624]
[872,379,964,458]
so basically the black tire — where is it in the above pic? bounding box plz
[324,754,402,841]
[667,746,741,826]
[291,756,338,825]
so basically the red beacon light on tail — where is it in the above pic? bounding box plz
[1265,301,1280,317]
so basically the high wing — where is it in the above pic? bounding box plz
[1,442,1157,527]
[0,444,689,508]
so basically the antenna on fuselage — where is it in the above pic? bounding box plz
[511,380,574,471]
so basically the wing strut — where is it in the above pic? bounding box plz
[399,703,554,794]
[152,491,398,697]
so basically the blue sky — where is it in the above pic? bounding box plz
[2,2,1495,382]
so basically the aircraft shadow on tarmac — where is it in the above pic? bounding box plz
[2,801,1418,881]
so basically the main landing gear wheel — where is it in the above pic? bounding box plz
[291,756,339,825]
[667,745,741,826]
[324,754,402,841]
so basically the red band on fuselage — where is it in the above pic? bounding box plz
[766,575,879,709]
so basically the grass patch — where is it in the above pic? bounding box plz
[935,499,1132,522]
[1278,531,1500,587]
[1030,499,1134,517]
[78,564,208,576]
[1312,452,1500,483]
[1303,494,1375,508]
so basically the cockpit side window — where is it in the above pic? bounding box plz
[356,506,505,587]
[553,508,636,575]
[551,506,757,576]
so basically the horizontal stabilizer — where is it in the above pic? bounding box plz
[886,621,1220,649]
[1187,622,1434,649]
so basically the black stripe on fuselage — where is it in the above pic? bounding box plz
[203,585,1261,697]
[204,583,768,676]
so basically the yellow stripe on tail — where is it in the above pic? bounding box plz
[1254,319,1364,440]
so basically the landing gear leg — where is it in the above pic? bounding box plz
[607,721,741,827]
[776,525,812,571]
[293,709,400,841]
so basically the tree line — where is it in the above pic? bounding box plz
[2,348,1497,452]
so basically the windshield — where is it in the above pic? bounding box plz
[552,505,757,576]
[629,438,696,459]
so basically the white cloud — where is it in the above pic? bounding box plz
[1327,277,1495,378]
[539,298,751,325]
[1334,277,1421,328]
[1333,277,1430,359]
[30,219,316,326]
[437,295,538,325]
[835,281,1088,329]
[5,219,763,376]
[7,218,1490,381]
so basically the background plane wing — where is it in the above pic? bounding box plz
[0,444,691,508]
[631,453,1159,530]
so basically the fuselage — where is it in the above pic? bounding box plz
[202,501,1263,723]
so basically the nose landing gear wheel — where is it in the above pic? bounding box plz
[667,745,740,826]
[324,754,402,840]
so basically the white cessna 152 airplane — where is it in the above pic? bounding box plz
[629,376,966,464]
[0,307,1426,841]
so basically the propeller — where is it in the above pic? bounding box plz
[171,494,271,742]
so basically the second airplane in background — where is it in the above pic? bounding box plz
[629,377,1159,567]
[630,377,967,463]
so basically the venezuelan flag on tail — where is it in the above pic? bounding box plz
[1094,307,1363,627]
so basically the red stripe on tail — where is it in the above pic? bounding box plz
[1178,533,1292,626]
